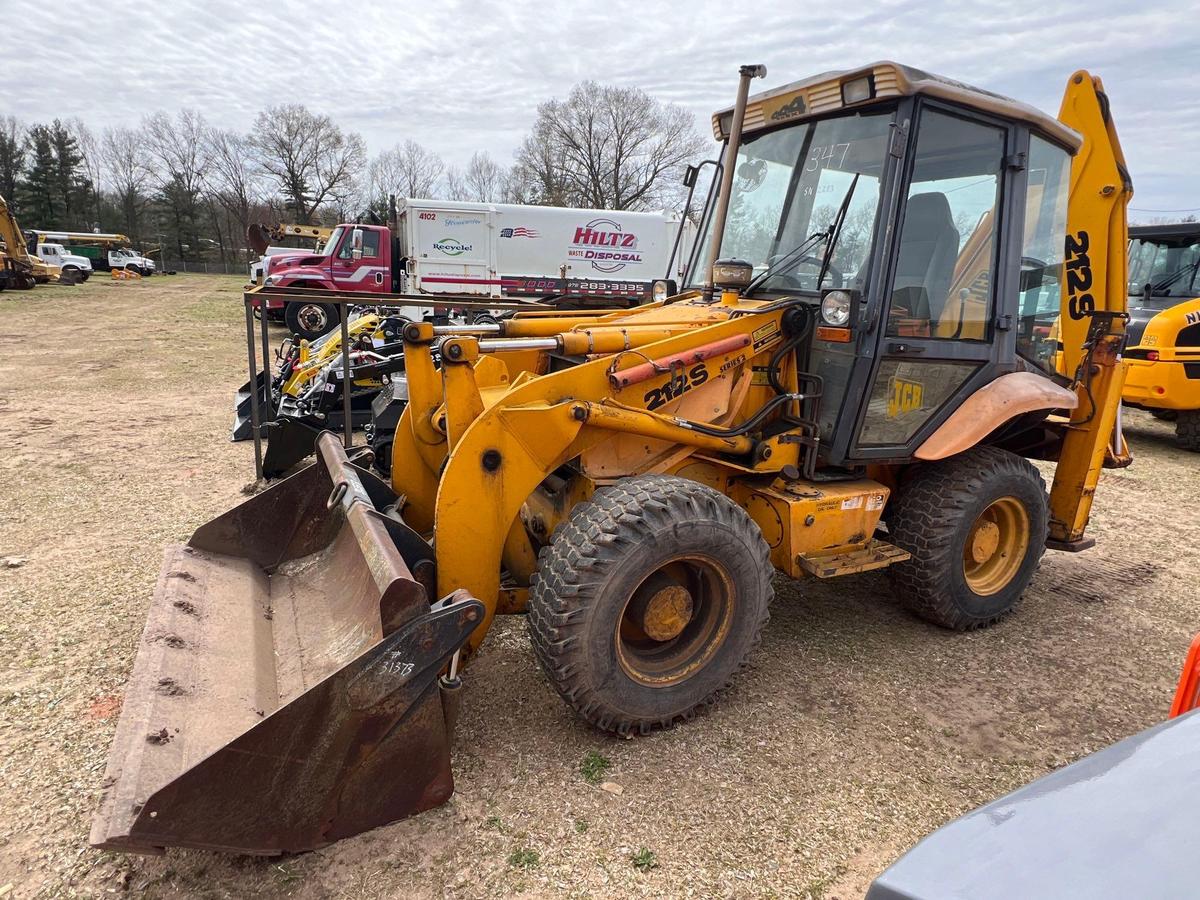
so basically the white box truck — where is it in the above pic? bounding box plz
[396,199,695,299]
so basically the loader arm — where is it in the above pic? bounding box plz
[0,194,41,285]
[1046,72,1133,550]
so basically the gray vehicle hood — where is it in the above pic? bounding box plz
[867,710,1200,899]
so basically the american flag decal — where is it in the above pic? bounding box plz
[500,226,539,238]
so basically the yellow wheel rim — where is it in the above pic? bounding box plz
[962,496,1029,596]
[615,556,735,687]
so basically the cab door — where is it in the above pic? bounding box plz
[852,104,1018,458]
[330,227,388,293]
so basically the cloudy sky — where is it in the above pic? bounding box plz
[5,0,1198,220]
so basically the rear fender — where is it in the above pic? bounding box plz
[914,372,1079,461]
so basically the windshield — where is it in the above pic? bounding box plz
[690,109,896,294]
[1128,236,1200,300]
[320,226,344,257]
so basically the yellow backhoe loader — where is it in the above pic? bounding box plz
[92,61,1131,855]
[0,194,66,288]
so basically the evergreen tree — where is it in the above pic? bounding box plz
[0,116,24,210]
[49,120,92,229]
[19,126,59,226]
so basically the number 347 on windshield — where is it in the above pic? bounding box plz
[806,143,851,171]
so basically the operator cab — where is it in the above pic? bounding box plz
[1125,222,1200,346]
[687,62,1079,467]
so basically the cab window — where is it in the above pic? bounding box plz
[337,229,381,260]
[1017,136,1071,374]
[887,110,1005,341]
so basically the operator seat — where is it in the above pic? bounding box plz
[891,192,959,323]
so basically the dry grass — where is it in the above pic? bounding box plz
[1,275,1197,898]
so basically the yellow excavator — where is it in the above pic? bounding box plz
[0,194,65,288]
[92,61,1131,855]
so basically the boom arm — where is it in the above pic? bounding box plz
[1046,71,1133,549]
[246,222,334,256]
[0,194,34,267]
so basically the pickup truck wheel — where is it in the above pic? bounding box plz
[887,446,1047,631]
[1176,410,1200,451]
[527,475,772,735]
[285,300,340,341]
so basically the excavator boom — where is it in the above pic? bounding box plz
[1047,72,1133,549]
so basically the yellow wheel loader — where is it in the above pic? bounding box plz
[1121,222,1200,449]
[93,61,1132,855]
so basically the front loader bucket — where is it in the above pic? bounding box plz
[91,432,483,855]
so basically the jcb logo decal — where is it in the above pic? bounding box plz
[888,377,924,417]
[1065,230,1095,320]
[643,363,709,411]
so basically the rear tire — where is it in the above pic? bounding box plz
[527,475,772,735]
[887,446,1047,630]
[1150,409,1177,422]
[285,299,340,341]
[1176,410,1200,451]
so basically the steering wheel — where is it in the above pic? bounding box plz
[768,254,845,292]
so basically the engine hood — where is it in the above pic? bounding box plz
[1125,294,1200,348]
[267,253,328,275]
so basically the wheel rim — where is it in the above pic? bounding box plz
[615,555,735,686]
[962,496,1029,596]
[297,304,328,333]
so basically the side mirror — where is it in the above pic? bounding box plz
[682,164,699,188]
[351,227,364,261]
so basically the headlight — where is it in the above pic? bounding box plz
[712,258,753,291]
[820,290,852,326]
[265,274,282,286]
[651,280,670,303]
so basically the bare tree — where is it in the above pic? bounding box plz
[367,140,445,203]
[206,127,261,257]
[67,118,104,227]
[144,110,212,257]
[101,126,152,240]
[516,81,703,210]
[443,165,469,201]
[249,104,366,223]
[464,151,502,202]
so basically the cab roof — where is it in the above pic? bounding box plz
[712,61,1080,152]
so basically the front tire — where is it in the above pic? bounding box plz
[887,446,1047,630]
[1176,410,1200,451]
[527,475,772,735]
[285,299,340,341]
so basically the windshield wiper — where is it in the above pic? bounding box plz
[743,174,861,298]
[816,174,860,290]
[1149,258,1200,295]
[742,230,827,297]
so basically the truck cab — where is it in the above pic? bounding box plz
[261,224,399,339]
[108,247,155,275]
[36,243,92,281]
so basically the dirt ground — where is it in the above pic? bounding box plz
[1,275,1197,899]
